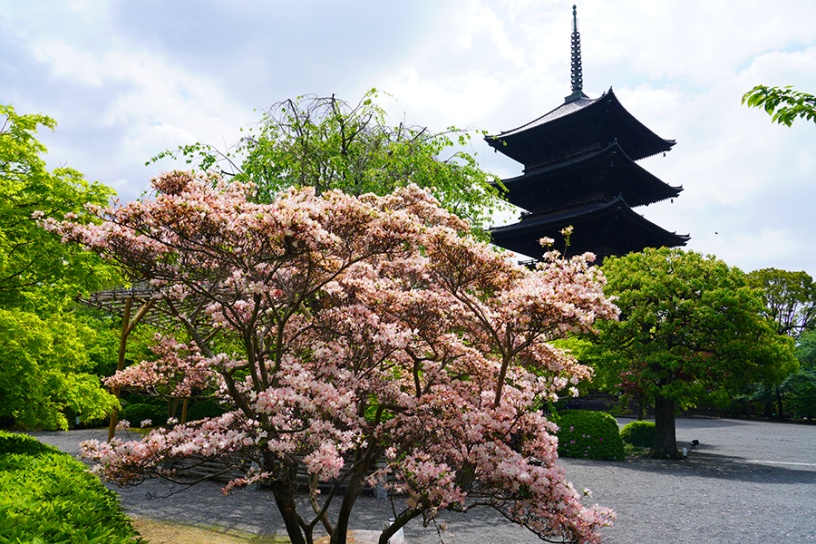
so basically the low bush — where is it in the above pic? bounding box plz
[620,420,656,448]
[120,401,167,427]
[555,410,625,461]
[0,431,145,543]
[186,398,228,421]
[0,432,57,456]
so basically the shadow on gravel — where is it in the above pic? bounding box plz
[568,454,816,485]
[675,418,751,429]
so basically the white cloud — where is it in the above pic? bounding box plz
[2,0,815,276]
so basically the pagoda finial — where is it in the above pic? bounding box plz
[565,4,585,103]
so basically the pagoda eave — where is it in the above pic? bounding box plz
[490,197,689,261]
[485,88,675,166]
[496,141,682,212]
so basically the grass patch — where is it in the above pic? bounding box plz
[131,516,288,544]
[623,443,652,458]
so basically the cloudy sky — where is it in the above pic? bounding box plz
[2,0,815,276]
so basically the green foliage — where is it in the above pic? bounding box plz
[0,104,119,311]
[555,410,625,461]
[120,401,166,427]
[742,85,816,127]
[588,248,797,455]
[782,370,816,420]
[796,328,816,372]
[185,398,227,421]
[592,248,796,408]
[0,432,57,456]
[746,268,816,338]
[0,104,122,430]
[739,268,816,418]
[152,90,508,235]
[0,308,120,430]
[0,431,145,543]
[619,420,656,448]
[782,337,816,420]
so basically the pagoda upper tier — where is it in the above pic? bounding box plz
[485,88,675,171]
[496,140,682,215]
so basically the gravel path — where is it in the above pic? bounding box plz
[30,418,816,543]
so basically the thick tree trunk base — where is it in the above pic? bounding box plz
[316,531,404,544]
[653,396,680,459]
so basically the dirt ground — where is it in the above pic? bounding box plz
[132,517,391,544]
[130,516,286,544]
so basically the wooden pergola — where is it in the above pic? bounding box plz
[79,284,214,441]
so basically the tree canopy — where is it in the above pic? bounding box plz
[50,171,618,544]
[0,105,118,309]
[746,268,816,339]
[0,104,120,429]
[742,85,816,127]
[786,328,816,421]
[589,248,796,458]
[153,90,508,236]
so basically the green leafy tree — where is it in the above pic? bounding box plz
[782,371,816,422]
[0,309,118,429]
[743,268,816,417]
[153,90,507,235]
[0,104,120,429]
[781,329,816,422]
[589,248,796,458]
[0,105,118,309]
[746,268,816,338]
[742,85,816,126]
[795,328,816,370]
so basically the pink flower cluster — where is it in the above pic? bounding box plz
[105,335,221,398]
[53,171,619,543]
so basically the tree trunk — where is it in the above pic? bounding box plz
[270,480,308,544]
[775,386,784,419]
[379,510,422,544]
[330,467,365,544]
[652,396,679,459]
[636,394,645,420]
[763,400,773,418]
[265,453,308,544]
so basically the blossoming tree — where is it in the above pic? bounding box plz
[48,171,617,544]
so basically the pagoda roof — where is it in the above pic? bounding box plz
[496,141,682,212]
[485,88,675,166]
[490,195,689,261]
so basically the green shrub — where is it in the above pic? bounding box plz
[0,432,58,456]
[620,420,656,448]
[186,398,228,421]
[555,410,625,461]
[120,401,166,426]
[0,431,145,543]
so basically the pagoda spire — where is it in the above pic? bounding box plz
[565,4,585,103]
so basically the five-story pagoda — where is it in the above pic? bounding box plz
[487,5,689,261]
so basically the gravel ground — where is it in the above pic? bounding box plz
[30,418,816,543]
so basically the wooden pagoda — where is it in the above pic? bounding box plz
[486,5,688,261]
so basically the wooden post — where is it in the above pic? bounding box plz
[181,398,189,424]
[107,296,155,442]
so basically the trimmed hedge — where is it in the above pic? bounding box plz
[555,410,625,461]
[120,401,167,427]
[620,420,656,448]
[186,399,228,422]
[0,431,145,543]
